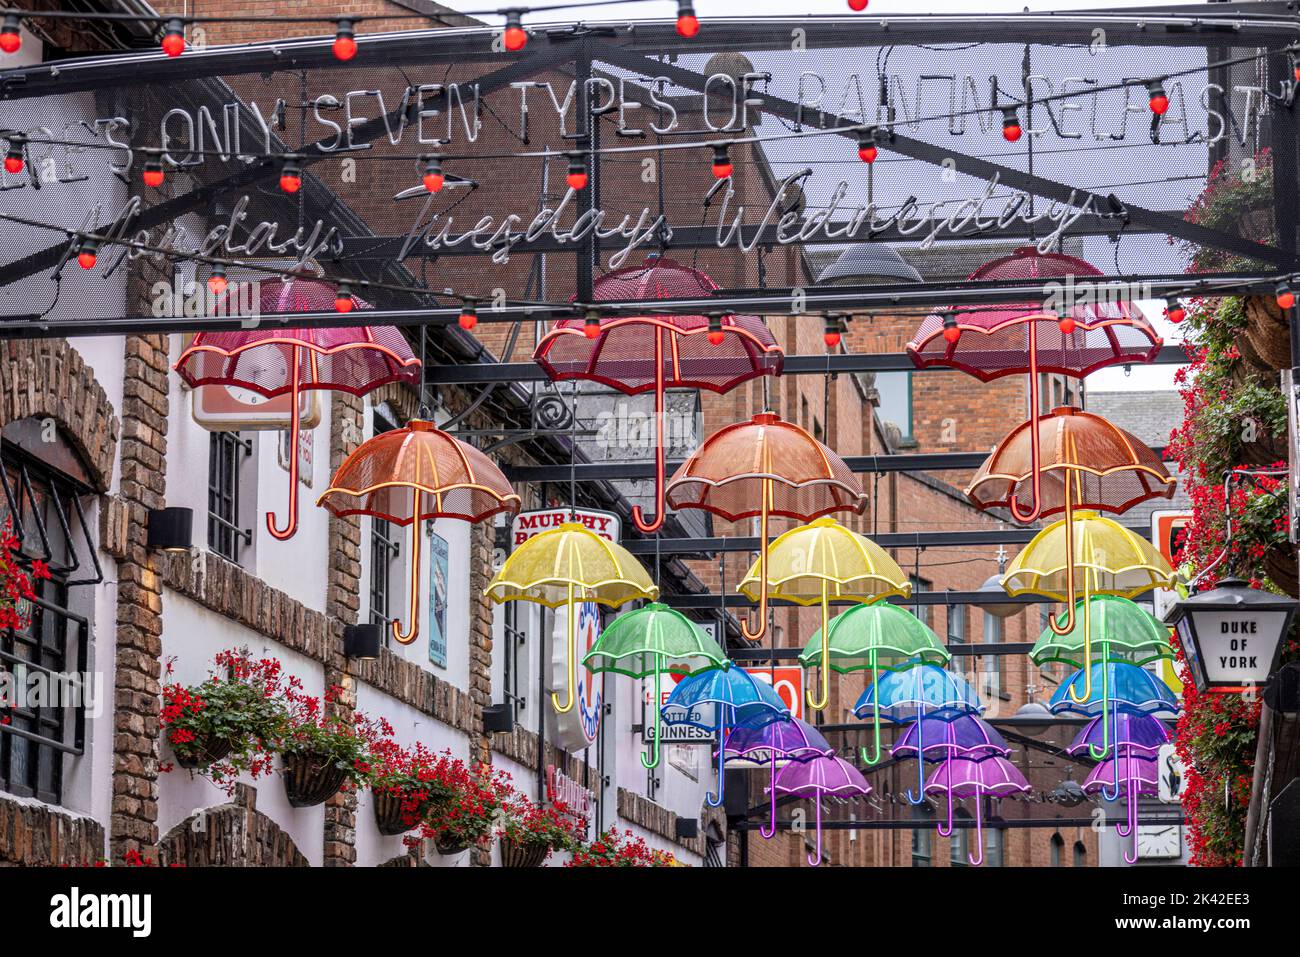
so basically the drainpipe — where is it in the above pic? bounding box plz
[1242,703,1273,867]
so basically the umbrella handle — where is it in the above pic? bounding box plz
[391,486,422,645]
[705,716,725,807]
[937,756,955,837]
[760,749,778,839]
[1049,486,1078,637]
[808,798,823,867]
[641,657,662,769]
[1122,780,1139,862]
[860,654,883,765]
[266,345,302,541]
[968,796,985,866]
[904,707,925,804]
[1009,321,1044,523]
[1114,753,1134,828]
[551,586,578,713]
[1066,536,1095,704]
[1088,651,1112,761]
[741,482,770,641]
[806,587,831,711]
[632,331,667,534]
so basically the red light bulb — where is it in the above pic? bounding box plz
[0,15,20,55]
[1277,286,1296,310]
[458,309,478,331]
[3,155,22,175]
[858,144,877,163]
[1058,316,1077,335]
[77,250,96,270]
[208,274,228,295]
[942,325,961,344]
[677,14,699,37]
[848,0,868,9]
[707,330,725,345]
[1165,300,1185,324]
[504,26,527,52]
[824,330,842,348]
[335,284,354,313]
[584,316,602,339]
[333,20,357,61]
[161,19,185,58]
[566,157,589,191]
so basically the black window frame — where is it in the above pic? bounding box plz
[207,430,252,564]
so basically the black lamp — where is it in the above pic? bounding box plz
[482,703,514,733]
[146,507,193,551]
[674,817,699,840]
[342,622,382,660]
[1163,578,1298,693]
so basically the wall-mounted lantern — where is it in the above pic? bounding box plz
[1163,578,1298,693]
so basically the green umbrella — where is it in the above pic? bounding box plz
[1030,596,1173,760]
[798,603,950,764]
[583,602,728,769]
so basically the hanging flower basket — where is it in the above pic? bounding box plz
[282,750,350,808]
[172,735,235,770]
[373,788,440,836]
[499,837,549,868]
[433,831,472,856]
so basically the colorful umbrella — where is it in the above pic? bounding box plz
[852,665,983,723]
[1082,751,1160,863]
[1049,662,1179,719]
[666,412,867,640]
[486,523,658,713]
[1003,511,1175,703]
[662,665,790,806]
[906,247,1161,522]
[1068,713,1170,758]
[800,604,950,763]
[723,718,834,839]
[533,257,782,532]
[771,755,871,866]
[318,419,519,644]
[175,279,421,540]
[892,713,1010,805]
[923,756,1030,865]
[740,517,911,709]
[1030,595,1173,759]
[583,602,727,769]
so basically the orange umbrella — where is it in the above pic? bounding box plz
[665,412,867,640]
[318,420,520,644]
[967,406,1175,699]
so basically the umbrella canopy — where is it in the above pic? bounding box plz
[772,755,871,866]
[1068,713,1170,757]
[892,714,1010,760]
[533,257,782,532]
[486,523,658,714]
[852,665,983,723]
[1082,751,1161,863]
[667,412,867,641]
[905,248,1162,380]
[740,517,910,710]
[1049,662,1179,718]
[583,602,728,770]
[1030,596,1173,669]
[663,666,790,807]
[175,278,421,540]
[726,717,835,839]
[924,755,1031,865]
[319,420,519,645]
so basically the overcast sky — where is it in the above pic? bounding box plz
[467,0,1205,390]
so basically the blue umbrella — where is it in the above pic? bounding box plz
[853,664,983,804]
[663,665,789,806]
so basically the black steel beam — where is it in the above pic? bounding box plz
[429,345,1190,385]
[728,642,1036,659]
[730,813,1185,831]
[659,589,1153,608]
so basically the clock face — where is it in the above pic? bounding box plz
[1136,825,1182,859]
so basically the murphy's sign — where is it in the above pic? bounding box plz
[510,507,622,548]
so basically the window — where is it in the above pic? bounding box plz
[207,431,252,563]
[984,827,1004,867]
[949,824,968,867]
[1073,841,1087,867]
[875,371,913,441]
[1051,833,1064,867]
[911,805,932,867]
[909,575,931,628]
[1,426,97,807]
[948,605,968,684]
[369,518,399,629]
[500,597,526,720]
[982,612,1004,698]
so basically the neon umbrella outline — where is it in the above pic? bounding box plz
[582,602,727,769]
[923,755,1031,866]
[1082,750,1160,863]
[486,523,658,713]
[771,755,871,866]
[799,603,950,765]
[723,718,834,839]
[892,713,1010,805]
[175,280,421,540]
[739,517,911,710]
[666,412,867,641]
[1030,595,1173,760]
[662,666,790,806]
[1002,511,1175,706]
[1069,712,1170,799]
[533,257,783,533]
[906,247,1161,522]
[318,419,519,644]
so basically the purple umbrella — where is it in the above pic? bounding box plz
[924,756,1030,865]
[1068,712,1170,803]
[771,755,871,866]
[1083,752,1160,864]
[723,719,834,840]
[892,715,1010,803]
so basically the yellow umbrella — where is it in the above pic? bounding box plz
[739,517,911,710]
[1002,510,1175,702]
[485,522,658,713]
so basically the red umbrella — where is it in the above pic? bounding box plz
[665,412,867,640]
[175,278,421,541]
[906,248,1161,522]
[533,256,783,533]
